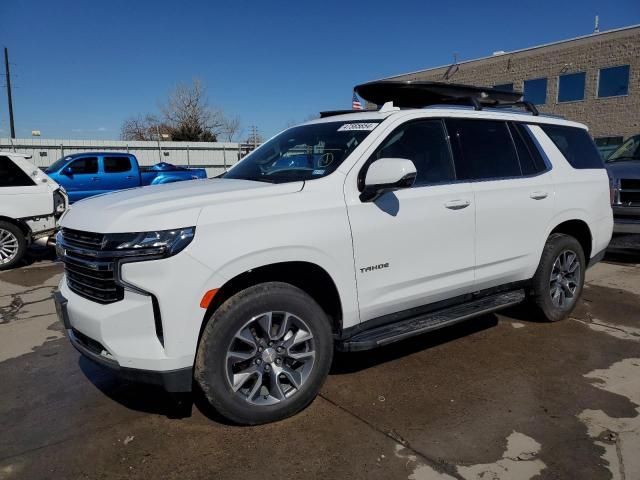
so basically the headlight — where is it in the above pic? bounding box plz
[103,227,195,257]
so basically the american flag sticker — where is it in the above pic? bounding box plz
[352,92,363,110]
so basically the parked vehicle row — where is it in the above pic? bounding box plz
[45,153,207,203]
[53,81,613,425]
[0,152,68,269]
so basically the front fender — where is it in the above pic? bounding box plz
[200,246,360,330]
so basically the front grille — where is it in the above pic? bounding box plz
[61,229,124,304]
[620,179,640,190]
[619,179,640,205]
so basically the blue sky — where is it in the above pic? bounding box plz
[1,0,638,140]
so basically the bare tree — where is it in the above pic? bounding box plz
[120,115,172,141]
[121,79,240,143]
[221,115,242,141]
[160,78,224,142]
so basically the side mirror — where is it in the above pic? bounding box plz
[360,158,416,202]
[63,166,73,176]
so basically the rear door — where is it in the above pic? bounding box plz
[64,156,100,202]
[102,155,138,191]
[446,119,555,290]
[346,119,476,322]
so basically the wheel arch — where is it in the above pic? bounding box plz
[200,261,344,341]
[0,216,31,239]
[549,219,592,261]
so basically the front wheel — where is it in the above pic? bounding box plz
[529,233,585,322]
[0,221,27,271]
[195,282,333,425]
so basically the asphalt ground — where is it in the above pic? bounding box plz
[1,245,639,480]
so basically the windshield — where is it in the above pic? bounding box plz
[607,135,640,163]
[224,120,381,183]
[46,156,72,173]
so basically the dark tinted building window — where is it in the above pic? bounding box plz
[598,65,630,98]
[446,119,521,180]
[0,156,35,187]
[370,120,455,187]
[69,157,98,174]
[558,72,586,102]
[540,125,603,169]
[524,78,547,105]
[509,123,547,175]
[104,156,132,173]
[494,83,514,92]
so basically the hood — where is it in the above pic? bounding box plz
[60,178,304,233]
[605,160,640,180]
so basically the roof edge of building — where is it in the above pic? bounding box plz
[375,23,640,82]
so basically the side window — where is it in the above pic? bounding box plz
[0,156,35,187]
[509,123,547,175]
[539,125,604,169]
[446,119,521,180]
[104,156,132,173]
[69,157,98,174]
[368,120,455,187]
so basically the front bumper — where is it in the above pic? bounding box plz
[612,205,640,234]
[54,290,192,392]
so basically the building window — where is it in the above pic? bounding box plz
[494,83,514,92]
[524,78,547,105]
[598,65,630,98]
[557,72,586,103]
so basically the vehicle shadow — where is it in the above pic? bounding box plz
[16,244,58,268]
[78,316,501,423]
[330,313,499,375]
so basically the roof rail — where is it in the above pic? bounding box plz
[354,80,539,115]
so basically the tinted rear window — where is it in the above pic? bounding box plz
[540,125,603,169]
[509,123,547,175]
[446,119,521,180]
[0,156,35,187]
[104,156,132,173]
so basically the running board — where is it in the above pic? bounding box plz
[338,289,525,352]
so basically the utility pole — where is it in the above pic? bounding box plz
[4,47,16,139]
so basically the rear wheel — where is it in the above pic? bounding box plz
[529,233,585,322]
[0,221,27,271]
[195,282,333,425]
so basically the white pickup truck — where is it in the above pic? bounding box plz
[54,81,612,424]
[0,152,68,269]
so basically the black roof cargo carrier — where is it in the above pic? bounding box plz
[354,80,539,115]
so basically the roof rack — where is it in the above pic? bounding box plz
[354,80,539,116]
[319,109,363,118]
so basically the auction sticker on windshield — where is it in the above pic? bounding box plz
[337,123,378,132]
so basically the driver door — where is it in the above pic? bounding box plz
[345,119,476,322]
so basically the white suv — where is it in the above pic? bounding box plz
[54,82,612,424]
[0,152,68,269]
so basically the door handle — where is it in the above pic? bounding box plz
[444,199,471,210]
[90,177,99,181]
[126,175,134,179]
[530,191,548,200]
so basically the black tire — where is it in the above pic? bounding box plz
[0,221,27,271]
[529,233,586,322]
[195,282,333,425]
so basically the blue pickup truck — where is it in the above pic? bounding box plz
[45,152,207,203]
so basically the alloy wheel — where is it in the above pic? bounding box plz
[0,228,19,265]
[549,249,581,308]
[225,311,316,406]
